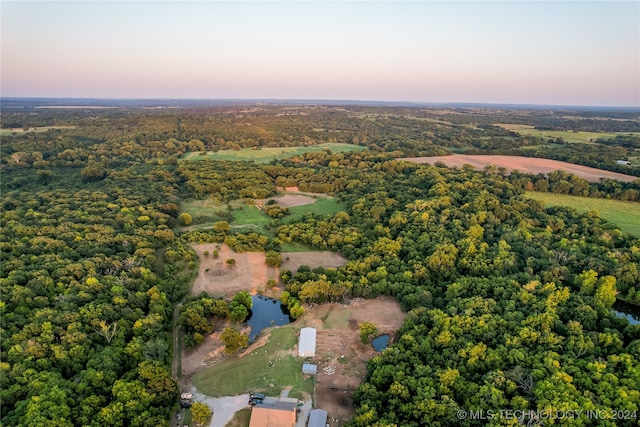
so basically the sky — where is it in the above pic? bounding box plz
[1,1,639,106]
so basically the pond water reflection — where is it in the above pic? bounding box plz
[246,295,291,343]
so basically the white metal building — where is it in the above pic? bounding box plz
[298,327,316,357]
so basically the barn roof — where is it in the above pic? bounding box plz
[299,327,316,353]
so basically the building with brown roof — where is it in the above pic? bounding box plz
[248,398,297,427]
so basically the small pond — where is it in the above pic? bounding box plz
[246,295,292,343]
[372,334,390,352]
[613,300,640,325]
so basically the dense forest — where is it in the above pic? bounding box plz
[1,102,639,426]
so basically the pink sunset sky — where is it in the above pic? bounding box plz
[1,1,639,106]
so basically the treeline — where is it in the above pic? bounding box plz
[505,170,640,202]
[178,292,254,348]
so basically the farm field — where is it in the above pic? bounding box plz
[525,191,640,237]
[0,125,77,136]
[402,154,639,182]
[285,197,345,221]
[494,124,639,143]
[181,143,366,163]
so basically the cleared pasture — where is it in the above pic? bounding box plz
[525,191,640,237]
[494,124,639,143]
[191,327,314,400]
[0,126,78,136]
[181,143,365,163]
[285,197,345,221]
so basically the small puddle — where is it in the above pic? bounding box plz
[246,295,291,343]
[371,334,390,352]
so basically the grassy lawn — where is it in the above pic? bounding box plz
[231,206,273,235]
[285,197,346,221]
[525,191,640,237]
[181,143,366,163]
[180,199,242,225]
[192,327,314,400]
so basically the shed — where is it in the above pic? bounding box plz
[298,327,316,357]
[308,409,328,427]
[302,363,317,375]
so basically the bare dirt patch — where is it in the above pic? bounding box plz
[402,155,638,183]
[257,194,318,208]
[277,186,300,192]
[297,297,406,425]
[280,252,347,275]
[191,243,277,297]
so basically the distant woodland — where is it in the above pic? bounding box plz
[1,102,639,426]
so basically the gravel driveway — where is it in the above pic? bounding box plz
[189,387,249,427]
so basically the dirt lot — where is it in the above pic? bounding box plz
[402,155,638,183]
[297,297,406,425]
[257,194,318,208]
[191,243,277,297]
[191,244,347,296]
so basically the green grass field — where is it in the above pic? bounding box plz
[495,124,639,144]
[179,199,317,252]
[525,191,640,237]
[180,199,244,224]
[192,327,314,400]
[285,197,345,222]
[181,143,366,163]
[180,195,347,252]
[231,205,272,234]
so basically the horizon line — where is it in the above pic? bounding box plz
[1,96,639,110]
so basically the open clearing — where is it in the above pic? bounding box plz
[494,124,639,143]
[191,297,406,426]
[525,191,640,237]
[181,143,366,163]
[257,194,318,208]
[402,155,639,183]
[190,244,347,298]
[0,125,78,136]
[191,243,276,297]
[181,191,346,251]
[192,326,314,400]
[257,193,346,219]
[280,251,347,275]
